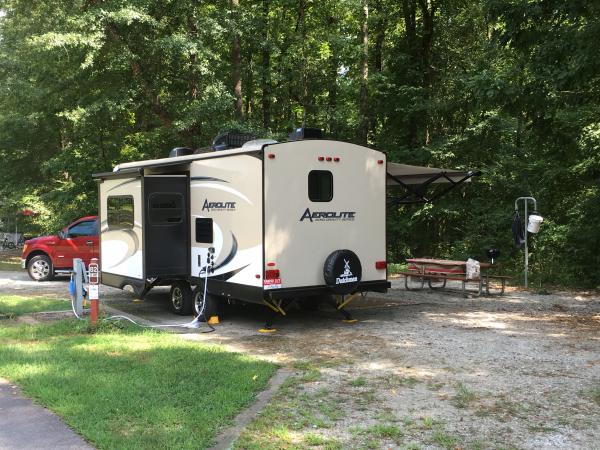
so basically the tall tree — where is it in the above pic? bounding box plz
[357,0,369,144]
[231,0,244,119]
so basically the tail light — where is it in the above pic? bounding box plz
[265,269,280,279]
[375,261,387,270]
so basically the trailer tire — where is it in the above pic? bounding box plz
[193,286,218,320]
[323,249,362,295]
[169,282,193,315]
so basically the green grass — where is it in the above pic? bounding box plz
[453,383,477,408]
[432,429,459,449]
[350,376,367,387]
[0,250,21,271]
[0,295,71,316]
[0,318,277,449]
[587,387,600,406]
[235,371,347,449]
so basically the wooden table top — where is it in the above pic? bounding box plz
[406,258,491,269]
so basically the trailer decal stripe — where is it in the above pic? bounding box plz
[213,233,238,270]
[190,176,229,183]
[221,264,250,281]
[190,182,252,205]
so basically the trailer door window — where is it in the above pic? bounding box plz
[107,196,134,229]
[148,193,184,225]
[308,170,333,202]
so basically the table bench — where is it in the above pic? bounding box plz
[400,259,512,296]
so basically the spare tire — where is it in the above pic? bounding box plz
[323,249,362,294]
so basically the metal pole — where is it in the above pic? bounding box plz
[524,200,528,288]
[514,196,537,288]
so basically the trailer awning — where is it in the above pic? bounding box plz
[386,162,480,204]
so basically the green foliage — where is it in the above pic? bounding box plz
[0,0,598,287]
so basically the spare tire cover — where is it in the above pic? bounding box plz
[323,249,362,294]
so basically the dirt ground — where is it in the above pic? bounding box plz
[1,271,599,449]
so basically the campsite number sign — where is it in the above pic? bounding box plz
[88,260,99,300]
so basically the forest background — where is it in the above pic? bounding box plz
[0,0,598,287]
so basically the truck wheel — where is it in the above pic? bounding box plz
[27,255,54,281]
[193,286,218,320]
[169,282,193,315]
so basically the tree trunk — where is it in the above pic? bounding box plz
[373,0,386,73]
[402,0,418,148]
[231,0,244,120]
[245,50,253,117]
[188,17,198,100]
[358,0,369,145]
[261,0,271,130]
[328,16,339,138]
[418,0,435,145]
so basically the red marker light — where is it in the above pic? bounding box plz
[334,157,340,162]
[318,156,324,161]
[326,157,332,162]
[255,274,261,278]
[265,269,280,279]
[267,262,276,267]
[377,159,384,165]
[375,261,387,269]
[268,153,275,159]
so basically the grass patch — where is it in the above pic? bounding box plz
[303,432,341,448]
[453,383,477,408]
[235,371,349,449]
[432,429,459,449]
[352,423,403,446]
[300,368,322,382]
[421,417,435,429]
[350,376,367,387]
[0,250,21,271]
[584,386,600,406]
[0,295,70,316]
[0,319,276,449]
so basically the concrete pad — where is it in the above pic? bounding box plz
[0,378,94,450]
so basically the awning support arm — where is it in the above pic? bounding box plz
[388,170,480,205]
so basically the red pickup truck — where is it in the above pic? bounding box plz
[21,216,99,281]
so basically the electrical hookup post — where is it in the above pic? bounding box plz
[88,258,100,326]
[514,197,544,288]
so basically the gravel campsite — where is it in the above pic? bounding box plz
[2,271,598,449]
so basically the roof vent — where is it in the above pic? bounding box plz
[212,131,257,151]
[169,147,194,158]
[288,127,322,141]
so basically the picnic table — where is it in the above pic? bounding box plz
[400,258,510,296]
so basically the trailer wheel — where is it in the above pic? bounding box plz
[193,286,218,320]
[169,282,193,315]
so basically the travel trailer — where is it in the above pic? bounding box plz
[93,132,475,325]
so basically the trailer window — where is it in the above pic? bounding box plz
[148,193,184,225]
[308,170,333,202]
[107,196,134,230]
[195,218,213,243]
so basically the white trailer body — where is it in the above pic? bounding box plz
[94,140,389,308]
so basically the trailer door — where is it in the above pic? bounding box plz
[143,175,189,277]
